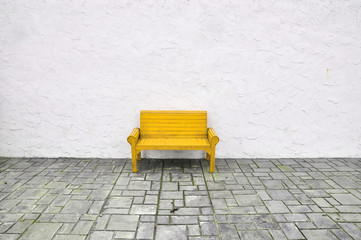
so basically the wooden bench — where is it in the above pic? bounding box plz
[127,110,219,173]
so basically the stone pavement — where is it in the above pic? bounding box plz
[0,158,360,240]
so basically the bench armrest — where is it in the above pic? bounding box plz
[207,128,219,146]
[127,128,140,145]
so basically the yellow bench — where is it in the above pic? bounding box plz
[127,110,219,173]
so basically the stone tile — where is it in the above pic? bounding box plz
[89,231,113,240]
[61,200,91,214]
[339,223,361,239]
[107,197,132,208]
[130,205,157,215]
[171,216,198,224]
[107,215,139,231]
[219,224,239,239]
[200,222,218,235]
[162,182,178,190]
[234,194,263,206]
[332,194,361,205]
[185,196,211,207]
[128,181,151,190]
[20,223,62,240]
[302,230,338,240]
[307,213,338,228]
[53,235,85,240]
[6,220,33,234]
[239,230,272,240]
[114,231,135,239]
[279,223,304,239]
[156,225,187,240]
[71,221,93,235]
[264,201,290,213]
[137,222,155,239]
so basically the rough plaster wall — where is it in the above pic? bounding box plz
[1,0,361,158]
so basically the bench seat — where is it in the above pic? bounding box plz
[127,110,219,173]
[136,138,211,150]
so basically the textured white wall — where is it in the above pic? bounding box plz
[1,0,361,159]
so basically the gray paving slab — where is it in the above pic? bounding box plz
[0,157,360,239]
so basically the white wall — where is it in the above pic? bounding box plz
[1,0,361,159]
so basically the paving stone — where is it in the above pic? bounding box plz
[171,216,198,224]
[89,231,113,240]
[156,225,187,240]
[339,223,361,239]
[6,220,33,234]
[107,215,139,231]
[302,230,338,240]
[71,220,93,235]
[331,177,359,188]
[0,234,21,240]
[219,224,239,239]
[200,222,218,236]
[264,201,290,213]
[239,230,272,240]
[114,231,135,239]
[160,191,183,199]
[234,194,263,206]
[185,196,211,207]
[267,190,294,200]
[162,182,178,190]
[135,222,154,239]
[331,229,353,240]
[279,223,304,239]
[307,213,338,228]
[61,200,91,214]
[332,193,361,205]
[130,205,157,215]
[128,181,151,190]
[20,223,62,240]
[53,235,85,240]
[188,225,201,235]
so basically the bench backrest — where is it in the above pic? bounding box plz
[140,110,207,138]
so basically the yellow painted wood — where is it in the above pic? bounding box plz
[127,111,219,173]
[141,111,207,138]
[137,152,141,161]
[136,138,211,150]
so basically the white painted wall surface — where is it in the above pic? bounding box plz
[1,0,361,159]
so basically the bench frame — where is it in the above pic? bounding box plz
[127,111,219,173]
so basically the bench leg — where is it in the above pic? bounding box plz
[210,148,215,173]
[137,151,141,161]
[206,152,210,161]
[131,146,137,173]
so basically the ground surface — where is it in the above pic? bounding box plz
[0,158,360,240]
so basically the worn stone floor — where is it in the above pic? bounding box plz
[0,158,360,240]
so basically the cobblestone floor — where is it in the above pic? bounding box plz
[0,158,360,239]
